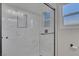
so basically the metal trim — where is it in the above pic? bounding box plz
[0,3,2,56]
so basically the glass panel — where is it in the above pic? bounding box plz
[63,3,79,25]
[63,3,79,15]
[64,14,79,25]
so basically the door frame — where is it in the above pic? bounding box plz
[0,3,2,56]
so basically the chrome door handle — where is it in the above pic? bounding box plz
[70,44,78,49]
[2,36,8,39]
[5,36,8,39]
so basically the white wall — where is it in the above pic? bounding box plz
[57,4,79,56]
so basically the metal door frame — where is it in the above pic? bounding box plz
[0,3,2,56]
